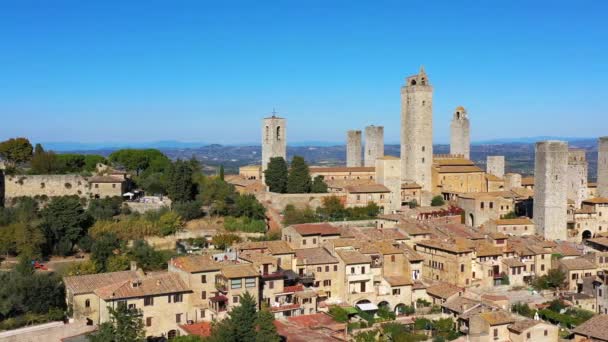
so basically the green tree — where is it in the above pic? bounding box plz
[219,165,225,181]
[13,222,45,258]
[328,306,349,323]
[31,147,60,174]
[87,197,123,221]
[108,148,170,175]
[232,194,266,220]
[287,156,312,193]
[40,196,91,256]
[210,292,257,342]
[317,196,346,220]
[501,211,518,219]
[91,232,121,272]
[65,260,98,276]
[166,159,196,202]
[158,211,183,236]
[56,154,86,173]
[255,304,281,342]
[84,155,107,172]
[106,255,130,272]
[311,175,328,193]
[87,305,146,342]
[172,201,203,220]
[431,196,445,207]
[282,204,318,225]
[128,240,168,271]
[264,157,288,193]
[212,233,242,250]
[0,137,33,168]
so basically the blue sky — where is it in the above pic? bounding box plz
[0,0,607,145]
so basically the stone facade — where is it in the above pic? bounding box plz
[503,173,522,191]
[346,130,362,167]
[261,114,287,174]
[486,156,505,179]
[533,141,569,240]
[568,149,589,209]
[599,137,608,198]
[375,156,402,213]
[450,106,470,159]
[364,125,384,167]
[401,67,433,192]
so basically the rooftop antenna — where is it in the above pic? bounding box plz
[271,107,277,118]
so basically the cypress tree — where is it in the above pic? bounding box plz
[286,156,311,193]
[256,304,281,342]
[219,165,225,181]
[311,175,328,193]
[166,159,195,202]
[264,157,288,193]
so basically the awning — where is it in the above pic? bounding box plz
[209,295,228,303]
[356,303,379,311]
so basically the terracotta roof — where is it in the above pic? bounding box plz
[503,258,526,268]
[94,272,190,300]
[273,313,346,342]
[475,243,504,257]
[384,275,413,287]
[572,314,608,340]
[401,182,422,189]
[344,184,390,193]
[309,166,375,173]
[559,258,597,270]
[583,197,608,204]
[426,282,463,299]
[295,247,338,265]
[488,232,508,239]
[64,270,139,295]
[417,239,473,253]
[171,255,221,273]
[587,237,608,248]
[508,319,541,334]
[237,240,294,255]
[458,191,517,200]
[221,264,259,279]
[291,223,341,236]
[398,223,431,236]
[436,165,484,173]
[238,251,277,265]
[478,311,516,326]
[521,177,534,186]
[494,218,534,226]
[336,250,371,265]
[442,297,480,314]
[180,322,212,337]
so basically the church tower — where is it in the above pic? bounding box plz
[261,111,287,174]
[401,66,433,192]
[450,106,470,159]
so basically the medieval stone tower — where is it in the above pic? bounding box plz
[486,156,505,179]
[364,125,384,167]
[261,112,287,174]
[567,149,588,208]
[401,66,433,192]
[375,156,402,213]
[599,137,608,198]
[450,106,470,159]
[533,141,569,240]
[346,130,362,167]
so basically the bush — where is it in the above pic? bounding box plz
[328,306,350,323]
[431,196,445,206]
[172,201,203,220]
[224,216,267,233]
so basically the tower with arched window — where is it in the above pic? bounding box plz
[450,106,470,159]
[261,111,287,175]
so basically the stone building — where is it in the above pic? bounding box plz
[261,113,287,175]
[375,156,402,212]
[599,137,608,198]
[364,125,384,167]
[568,149,589,209]
[346,130,362,167]
[415,239,474,287]
[486,156,505,179]
[503,173,522,191]
[450,106,470,159]
[401,66,433,193]
[432,155,486,196]
[533,140,569,241]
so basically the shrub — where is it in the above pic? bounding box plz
[431,196,445,206]
[328,306,349,323]
[172,201,203,220]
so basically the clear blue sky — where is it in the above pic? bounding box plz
[1,0,607,145]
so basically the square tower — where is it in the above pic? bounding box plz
[533,141,568,240]
[400,66,433,191]
[375,156,402,213]
[364,125,384,167]
[450,106,470,159]
[486,156,505,179]
[261,113,287,173]
[346,130,362,167]
[567,149,588,209]
[599,137,608,198]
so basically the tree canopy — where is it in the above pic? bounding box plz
[0,137,33,168]
[287,156,312,193]
[87,304,146,342]
[264,157,288,193]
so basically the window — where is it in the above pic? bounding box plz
[201,275,207,283]
[176,313,182,323]
[460,264,465,272]
[493,329,498,337]
[269,281,274,289]
[95,184,99,188]
[276,126,281,140]
[313,238,317,244]
[233,296,239,303]
[231,279,242,289]
[544,330,548,336]
[85,299,90,308]
[168,295,172,303]
[489,202,494,209]
[351,267,355,274]
[173,294,183,303]
[128,303,136,310]
[391,255,396,262]
[201,291,206,300]
[527,332,531,339]
[323,280,331,286]
[334,265,338,271]
[541,264,545,271]
[245,278,256,288]
[481,202,485,209]
[325,266,329,272]
[317,266,322,272]
[393,288,401,295]
[361,267,366,273]
[303,239,307,246]
[144,296,154,306]
[112,184,116,188]
[146,317,152,327]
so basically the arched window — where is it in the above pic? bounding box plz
[456,112,460,119]
[265,126,269,142]
[421,77,426,85]
[410,79,417,86]
[85,299,90,308]
[276,126,281,140]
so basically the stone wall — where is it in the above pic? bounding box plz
[533,141,569,240]
[364,125,384,167]
[261,115,287,174]
[401,67,433,191]
[504,173,522,191]
[567,149,588,208]
[450,106,470,159]
[258,192,340,211]
[486,156,505,179]
[346,130,362,167]
[599,137,608,198]
[3,174,90,203]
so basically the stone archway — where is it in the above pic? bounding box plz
[582,230,593,240]
[356,299,371,305]
[468,213,475,227]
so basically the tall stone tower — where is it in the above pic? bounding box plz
[599,137,608,198]
[364,125,384,167]
[487,156,505,179]
[533,141,568,240]
[376,156,402,213]
[567,149,588,208]
[261,112,287,174]
[450,106,470,159]
[401,66,433,192]
[346,130,362,167]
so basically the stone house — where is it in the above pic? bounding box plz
[425,282,463,305]
[468,310,515,342]
[293,247,340,301]
[457,192,516,228]
[415,239,474,287]
[282,223,341,249]
[343,184,391,214]
[557,257,598,292]
[507,319,558,342]
[572,314,608,342]
[485,218,535,236]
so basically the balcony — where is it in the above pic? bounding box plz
[262,270,285,280]
[298,272,315,285]
[348,273,373,282]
